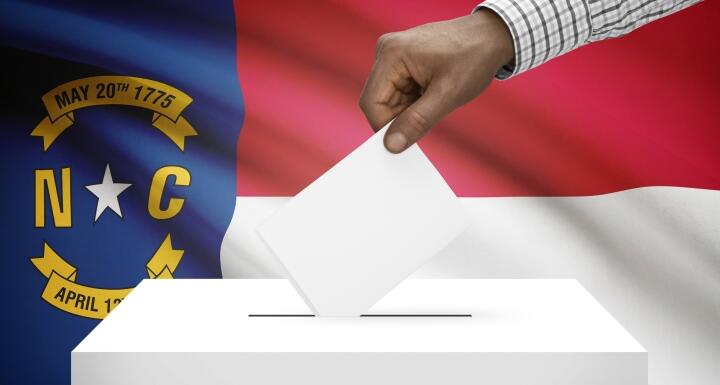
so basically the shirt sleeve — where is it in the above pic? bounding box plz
[475,0,704,79]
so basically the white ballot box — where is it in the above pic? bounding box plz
[72,279,647,385]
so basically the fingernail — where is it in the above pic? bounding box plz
[386,132,408,153]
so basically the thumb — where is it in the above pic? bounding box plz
[383,85,451,153]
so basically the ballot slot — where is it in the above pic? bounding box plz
[248,314,473,317]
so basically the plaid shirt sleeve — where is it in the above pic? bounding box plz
[475,0,703,79]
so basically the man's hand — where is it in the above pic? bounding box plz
[359,9,514,153]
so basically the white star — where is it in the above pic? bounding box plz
[85,164,132,222]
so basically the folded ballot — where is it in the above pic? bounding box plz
[257,124,469,316]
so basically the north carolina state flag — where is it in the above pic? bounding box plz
[1,1,715,385]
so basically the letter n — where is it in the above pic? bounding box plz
[35,168,72,227]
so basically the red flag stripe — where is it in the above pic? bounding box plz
[235,0,720,197]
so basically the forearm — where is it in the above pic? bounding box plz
[477,0,704,79]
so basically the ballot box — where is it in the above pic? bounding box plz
[72,279,647,385]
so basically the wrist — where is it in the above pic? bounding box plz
[472,8,515,72]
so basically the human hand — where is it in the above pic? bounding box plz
[359,9,514,153]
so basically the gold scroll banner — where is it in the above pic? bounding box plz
[30,234,183,319]
[31,76,197,151]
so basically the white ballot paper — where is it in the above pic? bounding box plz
[257,124,469,316]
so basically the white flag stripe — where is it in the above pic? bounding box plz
[222,186,720,385]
